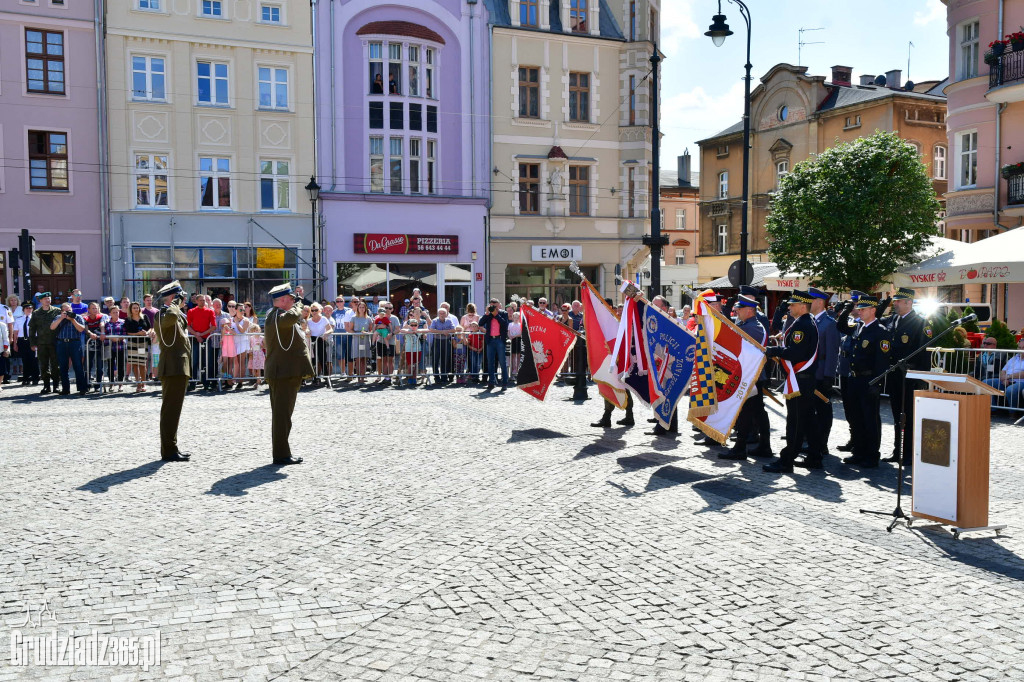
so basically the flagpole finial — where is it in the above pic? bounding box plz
[569,261,584,279]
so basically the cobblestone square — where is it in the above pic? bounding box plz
[2,382,1024,681]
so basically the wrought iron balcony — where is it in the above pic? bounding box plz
[989,48,1024,89]
[1008,173,1024,207]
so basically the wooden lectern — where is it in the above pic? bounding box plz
[905,371,1005,539]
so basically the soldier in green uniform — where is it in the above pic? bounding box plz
[155,281,192,462]
[28,292,61,394]
[265,283,314,465]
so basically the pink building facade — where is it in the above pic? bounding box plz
[944,0,1024,327]
[0,1,104,303]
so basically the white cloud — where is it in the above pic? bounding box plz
[913,0,945,26]
[660,82,746,170]
[660,0,701,55]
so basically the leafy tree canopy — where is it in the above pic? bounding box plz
[766,131,941,292]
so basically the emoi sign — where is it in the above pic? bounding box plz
[354,234,459,255]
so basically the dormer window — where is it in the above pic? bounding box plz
[570,0,587,33]
[521,0,538,27]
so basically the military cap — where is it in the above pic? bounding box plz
[850,290,865,301]
[786,290,814,304]
[739,285,761,297]
[808,287,830,300]
[38,291,52,299]
[269,283,294,299]
[734,294,758,308]
[892,287,916,300]
[855,295,880,309]
[156,280,185,298]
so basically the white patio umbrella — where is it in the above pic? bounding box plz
[339,264,410,291]
[894,227,1024,287]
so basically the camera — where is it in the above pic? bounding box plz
[488,304,497,313]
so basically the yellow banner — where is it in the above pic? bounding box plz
[256,248,285,269]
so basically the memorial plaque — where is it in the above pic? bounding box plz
[920,418,951,467]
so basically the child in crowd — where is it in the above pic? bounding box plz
[249,323,265,387]
[466,321,484,384]
[453,325,467,383]
[373,307,392,383]
[402,319,423,387]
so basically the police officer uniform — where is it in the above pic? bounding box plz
[155,281,192,462]
[265,283,315,465]
[763,291,822,473]
[808,287,840,451]
[843,295,892,468]
[719,295,772,461]
[27,293,61,394]
[879,287,933,463]
[835,291,864,452]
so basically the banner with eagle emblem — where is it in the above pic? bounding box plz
[687,291,767,444]
[516,304,577,401]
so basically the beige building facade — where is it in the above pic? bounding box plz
[483,0,659,305]
[105,0,316,308]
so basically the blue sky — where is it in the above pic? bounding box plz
[658,0,949,171]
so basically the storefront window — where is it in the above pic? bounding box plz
[506,264,598,307]
[335,262,474,315]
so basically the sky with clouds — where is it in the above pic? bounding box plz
[659,0,949,171]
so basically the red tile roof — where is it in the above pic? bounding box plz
[356,21,445,45]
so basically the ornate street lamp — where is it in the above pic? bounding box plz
[305,175,322,299]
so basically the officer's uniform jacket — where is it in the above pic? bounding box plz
[880,309,933,372]
[264,299,315,380]
[850,319,892,382]
[156,302,192,378]
[813,310,841,380]
[28,306,61,346]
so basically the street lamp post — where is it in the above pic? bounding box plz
[305,175,321,300]
[643,45,666,299]
[706,0,752,287]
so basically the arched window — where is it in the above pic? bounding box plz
[718,171,728,199]
[776,160,789,189]
[934,145,947,180]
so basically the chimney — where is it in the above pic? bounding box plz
[885,69,902,90]
[859,74,876,86]
[830,65,853,87]
[677,151,692,187]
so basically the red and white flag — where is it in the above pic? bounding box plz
[516,304,577,401]
[580,279,628,409]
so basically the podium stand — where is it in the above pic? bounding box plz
[905,371,1005,539]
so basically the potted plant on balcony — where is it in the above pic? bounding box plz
[990,38,1009,56]
[1008,30,1024,52]
[985,50,1000,65]
[1001,161,1024,179]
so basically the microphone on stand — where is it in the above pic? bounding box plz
[953,313,978,326]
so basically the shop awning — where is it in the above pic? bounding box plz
[895,227,1024,286]
[703,263,809,291]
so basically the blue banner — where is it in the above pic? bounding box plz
[643,304,697,429]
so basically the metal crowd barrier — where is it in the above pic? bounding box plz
[929,346,1024,414]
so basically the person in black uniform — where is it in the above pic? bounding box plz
[840,295,892,468]
[763,291,822,473]
[835,291,864,453]
[719,295,773,461]
[878,287,933,464]
[807,287,840,459]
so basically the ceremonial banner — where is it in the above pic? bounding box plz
[643,304,697,429]
[687,293,767,444]
[580,279,628,409]
[604,292,654,406]
[516,305,577,401]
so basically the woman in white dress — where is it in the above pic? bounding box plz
[228,301,251,389]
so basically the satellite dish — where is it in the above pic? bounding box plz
[873,75,887,86]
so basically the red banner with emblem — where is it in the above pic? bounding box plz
[515,305,577,402]
[354,233,459,255]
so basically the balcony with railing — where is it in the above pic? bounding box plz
[1008,173,1024,207]
[987,48,1024,103]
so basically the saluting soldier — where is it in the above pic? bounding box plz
[841,295,892,468]
[28,292,62,395]
[264,283,314,465]
[763,291,823,473]
[155,281,192,462]
[879,287,933,464]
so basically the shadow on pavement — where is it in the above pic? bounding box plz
[507,427,568,443]
[911,527,1024,581]
[574,434,628,459]
[77,460,168,494]
[617,453,682,471]
[206,464,288,497]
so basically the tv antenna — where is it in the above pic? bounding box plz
[798,27,825,66]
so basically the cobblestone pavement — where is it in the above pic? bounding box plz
[2,380,1024,682]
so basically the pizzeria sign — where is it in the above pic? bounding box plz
[354,233,459,255]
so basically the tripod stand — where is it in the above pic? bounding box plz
[859,321,965,533]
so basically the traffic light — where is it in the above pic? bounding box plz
[18,229,34,296]
[8,249,19,295]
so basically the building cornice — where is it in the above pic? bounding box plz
[106,27,313,53]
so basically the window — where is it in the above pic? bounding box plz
[716,144,729,157]
[519,67,540,118]
[369,42,383,93]
[718,171,729,199]
[675,209,686,229]
[958,131,978,188]
[390,102,404,129]
[569,166,590,215]
[389,138,403,193]
[958,20,979,80]
[628,75,636,125]
[427,140,437,195]
[369,137,384,193]
[775,161,788,188]
[199,157,231,209]
[260,3,281,23]
[25,29,65,95]
[258,67,288,109]
[409,103,422,130]
[138,0,160,9]
[570,0,587,33]
[408,46,420,96]
[844,115,862,129]
[410,139,422,194]
[909,141,922,157]
[260,160,290,211]
[197,61,229,105]
[135,154,168,208]
[627,167,636,217]
[28,130,68,190]
[569,72,590,122]
[778,105,789,122]
[675,251,687,265]
[369,102,384,129]
[426,105,438,133]
[519,163,540,214]
[630,0,637,41]
[200,0,222,17]
[425,48,435,98]
[132,56,165,101]
[506,265,599,308]
[934,145,947,180]
[649,7,657,42]
[388,43,401,94]
[717,224,728,254]
[521,0,538,27]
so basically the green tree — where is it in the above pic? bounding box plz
[766,131,941,292]
[986,318,1018,349]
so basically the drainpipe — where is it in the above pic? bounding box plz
[469,0,476,198]
[95,0,110,294]
[329,0,337,191]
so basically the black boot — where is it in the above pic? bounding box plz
[616,416,635,426]
[837,441,854,452]
[718,446,748,461]
[591,418,612,428]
